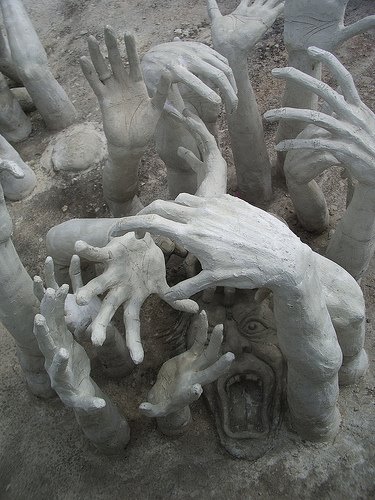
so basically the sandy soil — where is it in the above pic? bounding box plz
[0,0,375,499]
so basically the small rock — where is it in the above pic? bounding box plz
[174,28,183,36]
[62,205,68,212]
[80,30,88,36]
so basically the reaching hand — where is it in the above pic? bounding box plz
[167,107,227,197]
[74,232,198,364]
[207,0,284,57]
[34,285,105,412]
[80,26,171,150]
[111,194,312,300]
[265,47,375,186]
[142,40,238,116]
[139,310,234,417]
[284,0,375,52]
[33,255,101,338]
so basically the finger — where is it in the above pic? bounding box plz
[271,1,284,17]
[49,348,69,382]
[164,271,216,301]
[0,159,24,178]
[170,65,221,107]
[44,256,59,290]
[271,67,352,120]
[80,56,105,99]
[124,32,143,82]
[140,199,197,223]
[87,35,111,81]
[33,276,45,302]
[264,108,347,137]
[74,240,111,263]
[151,70,172,113]
[177,147,204,174]
[199,51,238,94]
[174,192,207,207]
[40,285,69,332]
[166,298,199,314]
[69,255,83,293]
[90,291,123,346]
[340,15,375,45]
[75,396,107,413]
[110,214,187,242]
[123,300,144,365]
[75,275,110,305]
[193,62,238,114]
[201,324,223,366]
[307,47,361,105]
[104,26,128,82]
[189,310,209,356]
[206,0,222,20]
[139,401,167,418]
[194,352,235,385]
[33,314,56,354]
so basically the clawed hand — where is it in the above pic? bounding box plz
[74,232,198,364]
[139,310,234,417]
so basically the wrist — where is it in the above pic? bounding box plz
[107,142,145,162]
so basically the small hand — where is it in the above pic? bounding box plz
[33,255,101,339]
[80,26,171,149]
[265,47,375,186]
[168,107,227,197]
[34,285,105,412]
[142,40,238,116]
[74,232,198,363]
[284,0,375,51]
[207,0,284,57]
[139,310,234,417]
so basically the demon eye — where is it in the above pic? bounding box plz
[239,317,268,337]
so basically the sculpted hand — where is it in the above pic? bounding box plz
[0,159,24,242]
[207,0,284,57]
[168,107,227,196]
[142,40,238,116]
[111,194,312,300]
[34,286,105,412]
[284,0,375,51]
[80,26,171,150]
[139,310,234,417]
[74,233,198,363]
[33,255,101,338]
[265,47,375,186]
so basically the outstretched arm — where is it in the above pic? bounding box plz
[265,47,375,279]
[81,27,171,216]
[34,285,130,454]
[206,0,284,204]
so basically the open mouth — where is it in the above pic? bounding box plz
[217,354,276,439]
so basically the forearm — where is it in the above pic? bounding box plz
[103,144,145,217]
[221,53,271,204]
[326,183,375,280]
[273,264,342,440]
[74,381,130,454]
[276,50,322,144]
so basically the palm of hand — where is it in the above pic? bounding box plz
[284,0,347,50]
[100,79,158,149]
[211,3,283,55]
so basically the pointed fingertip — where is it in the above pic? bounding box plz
[58,347,69,360]
[131,350,144,365]
[212,323,224,336]
[191,384,203,397]
[34,314,46,326]
[74,240,87,253]
[92,397,106,409]
[307,46,321,56]
[271,68,283,76]
[224,352,235,363]
[91,328,106,346]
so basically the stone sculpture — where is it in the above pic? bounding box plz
[34,285,131,454]
[112,193,367,441]
[206,0,284,204]
[0,71,31,142]
[0,133,36,200]
[80,27,172,217]
[265,48,375,280]
[276,0,375,170]
[141,40,237,198]
[0,0,76,130]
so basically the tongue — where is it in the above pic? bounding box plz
[228,378,263,433]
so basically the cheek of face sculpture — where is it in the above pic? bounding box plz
[186,288,286,459]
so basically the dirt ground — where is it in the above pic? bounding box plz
[0,0,375,499]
